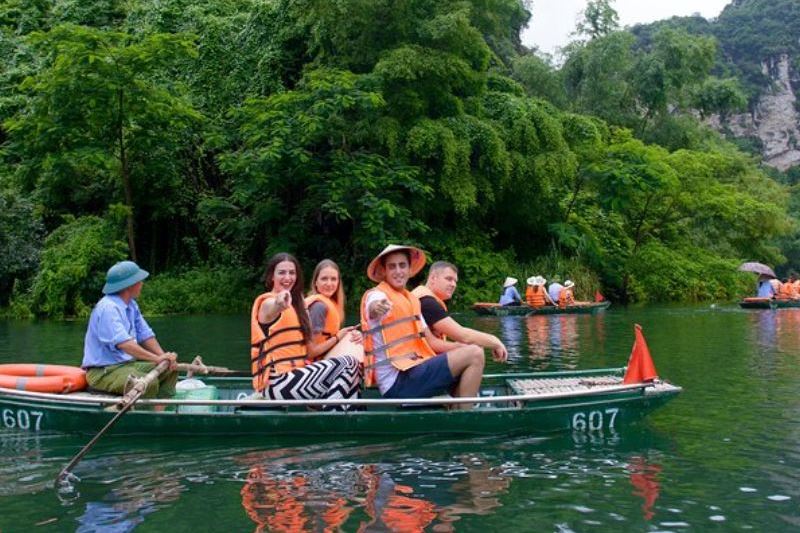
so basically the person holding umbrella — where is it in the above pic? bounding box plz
[757,274,777,298]
[739,262,779,299]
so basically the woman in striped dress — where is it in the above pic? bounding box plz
[250,253,361,409]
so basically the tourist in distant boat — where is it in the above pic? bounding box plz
[412,261,508,362]
[360,245,485,408]
[558,280,576,307]
[548,279,564,304]
[757,274,777,298]
[525,276,554,308]
[769,276,782,295]
[777,273,799,299]
[305,259,363,360]
[498,277,522,306]
[82,261,179,398]
[250,253,361,408]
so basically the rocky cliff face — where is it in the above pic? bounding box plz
[710,54,800,170]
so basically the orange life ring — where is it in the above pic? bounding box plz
[0,364,87,393]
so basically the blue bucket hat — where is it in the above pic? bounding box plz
[102,261,149,295]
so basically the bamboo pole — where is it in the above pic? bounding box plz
[55,360,170,486]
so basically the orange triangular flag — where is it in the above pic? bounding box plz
[594,291,605,302]
[623,324,659,384]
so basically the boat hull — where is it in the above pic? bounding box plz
[472,301,611,316]
[0,370,679,438]
[739,298,800,309]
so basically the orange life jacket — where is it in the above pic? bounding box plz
[526,285,546,307]
[558,287,574,307]
[360,282,436,387]
[250,292,308,392]
[410,285,448,340]
[304,294,342,347]
[778,281,797,298]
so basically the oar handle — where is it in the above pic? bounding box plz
[176,356,249,377]
[117,359,170,407]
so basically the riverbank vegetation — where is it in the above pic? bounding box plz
[0,0,792,317]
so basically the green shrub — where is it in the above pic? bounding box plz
[423,234,518,309]
[627,242,750,302]
[0,189,43,306]
[23,214,128,318]
[137,267,256,315]
[518,249,602,302]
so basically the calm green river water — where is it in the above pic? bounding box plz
[0,305,799,531]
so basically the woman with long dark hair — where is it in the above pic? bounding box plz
[249,253,361,407]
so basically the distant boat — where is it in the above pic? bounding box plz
[472,300,611,316]
[739,297,800,309]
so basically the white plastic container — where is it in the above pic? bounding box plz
[174,378,218,413]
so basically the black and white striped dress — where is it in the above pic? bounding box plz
[265,356,362,410]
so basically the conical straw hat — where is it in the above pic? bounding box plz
[366,244,426,282]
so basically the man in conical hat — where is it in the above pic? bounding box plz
[498,277,521,306]
[360,245,485,408]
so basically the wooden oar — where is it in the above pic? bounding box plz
[177,356,249,377]
[55,359,170,486]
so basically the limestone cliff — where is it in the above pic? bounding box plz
[710,54,800,170]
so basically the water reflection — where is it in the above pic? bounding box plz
[525,316,550,361]
[505,315,583,370]
[241,464,359,532]
[749,310,778,352]
[744,308,800,355]
[0,432,46,496]
[497,316,524,361]
[240,462,444,532]
[549,315,579,367]
[627,456,662,521]
[775,310,800,355]
[75,475,182,532]
[237,447,513,532]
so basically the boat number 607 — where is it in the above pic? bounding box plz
[571,408,619,431]
[1,408,43,431]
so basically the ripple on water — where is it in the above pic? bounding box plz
[767,494,791,501]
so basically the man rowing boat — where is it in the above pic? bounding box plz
[81,261,178,398]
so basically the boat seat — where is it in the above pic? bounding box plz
[507,376,622,396]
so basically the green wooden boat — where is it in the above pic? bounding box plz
[472,300,611,316]
[738,297,800,309]
[0,367,679,438]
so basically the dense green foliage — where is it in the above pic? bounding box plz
[0,0,795,317]
[630,0,800,103]
[137,267,254,315]
[0,189,42,305]
[26,210,128,317]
